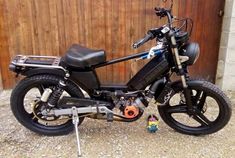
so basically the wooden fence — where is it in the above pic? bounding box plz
[0,0,225,89]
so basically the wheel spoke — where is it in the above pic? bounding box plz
[197,111,212,125]
[29,113,38,122]
[198,92,207,109]
[192,115,208,126]
[192,110,212,126]
[37,85,45,95]
[167,105,187,114]
[194,90,202,102]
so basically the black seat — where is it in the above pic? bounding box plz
[62,44,106,68]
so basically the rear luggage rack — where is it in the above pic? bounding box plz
[10,55,66,72]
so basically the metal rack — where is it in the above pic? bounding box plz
[11,55,66,71]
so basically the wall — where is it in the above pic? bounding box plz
[0,0,168,89]
[0,0,9,91]
[0,69,2,91]
[217,0,235,91]
[0,0,226,89]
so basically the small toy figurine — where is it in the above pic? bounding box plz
[147,114,159,133]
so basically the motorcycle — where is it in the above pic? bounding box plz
[9,0,231,156]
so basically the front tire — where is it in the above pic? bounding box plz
[11,75,85,136]
[158,80,232,135]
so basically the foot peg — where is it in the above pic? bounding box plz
[72,107,82,157]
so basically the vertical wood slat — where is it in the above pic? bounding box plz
[91,0,106,82]
[104,0,113,83]
[48,0,59,56]
[0,0,12,89]
[0,68,2,90]
[0,0,225,88]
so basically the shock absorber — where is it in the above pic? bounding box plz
[47,80,66,108]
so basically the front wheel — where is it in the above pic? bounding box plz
[158,80,232,135]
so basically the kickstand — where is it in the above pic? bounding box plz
[72,107,82,157]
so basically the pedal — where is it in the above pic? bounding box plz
[72,107,82,157]
[107,113,113,122]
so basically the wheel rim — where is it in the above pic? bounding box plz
[20,83,74,129]
[163,87,223,131]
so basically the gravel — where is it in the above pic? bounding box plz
[0,90,234,158]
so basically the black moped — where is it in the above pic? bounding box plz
[9,0,231,156]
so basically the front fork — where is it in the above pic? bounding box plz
[170,33,193,114]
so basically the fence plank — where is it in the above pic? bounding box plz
[0,0,225,88]
[0,68,2,90]
[0,0,13,89]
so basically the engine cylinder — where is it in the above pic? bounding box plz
[124,106,139,119]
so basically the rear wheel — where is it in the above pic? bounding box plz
[158,80,232,135]
[11,75,85,136]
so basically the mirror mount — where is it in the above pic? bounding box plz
[162,0,173,13]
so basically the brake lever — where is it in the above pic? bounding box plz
[132,33,154,49]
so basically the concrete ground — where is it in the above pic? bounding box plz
[0,90,234,158]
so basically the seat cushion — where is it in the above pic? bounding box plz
[62,44,106,68]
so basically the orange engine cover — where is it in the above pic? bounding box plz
[124,106,139,119]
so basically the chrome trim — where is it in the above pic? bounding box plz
[171,36,188,88]
[51,106,113,116]
[11,61,67,72]
[11,55,67,72]
[72,107,82,157]
[16,55,59,58]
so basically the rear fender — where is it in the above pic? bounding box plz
[21,68,93,95]
[22,68,65,77]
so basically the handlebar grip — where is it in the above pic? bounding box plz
[132,33,154,49]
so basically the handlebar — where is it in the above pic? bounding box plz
[155,0,173,22]
[132,1,175,49]
[132,32,154,49]
[155,7,173,27]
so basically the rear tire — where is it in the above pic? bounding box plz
[11,75,85,136]
[158,80,232,135]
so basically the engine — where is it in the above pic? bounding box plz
[114,95,148,119]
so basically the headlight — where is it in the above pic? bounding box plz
[180,42,200,65]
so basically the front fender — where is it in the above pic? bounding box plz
[170,79,205,90]
[155,79,206,104]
